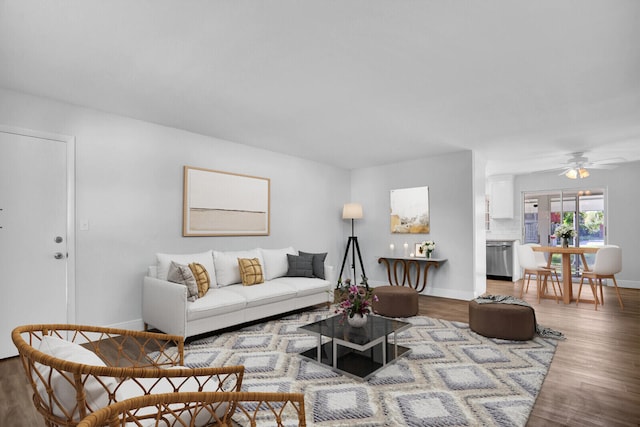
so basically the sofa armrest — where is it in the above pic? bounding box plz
[324,264,336,285]
[142,276,188,337]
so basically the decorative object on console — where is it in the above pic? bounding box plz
[418,240,436,258]
[337,203,367,288]
[390,186,430,233]
[183,166,270,237]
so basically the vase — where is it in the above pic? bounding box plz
[426,251,432,259]
[347,313,367,328]
[561,237,570,248]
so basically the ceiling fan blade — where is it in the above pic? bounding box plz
[587,164,617,170]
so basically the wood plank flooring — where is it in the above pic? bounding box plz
[1,279,638,426]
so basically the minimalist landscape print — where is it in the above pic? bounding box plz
[183,166,270,236]
[390,186,430,233]
[184,308,558,426]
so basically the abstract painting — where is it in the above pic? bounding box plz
[390,186,430,234]
[183,166,270,236]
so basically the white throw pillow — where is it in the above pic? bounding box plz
[259,247,296,280]
[213,249,264,286]
[156,250,217,287]
[36,335,117,421]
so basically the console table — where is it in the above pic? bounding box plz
[378,256,447,292]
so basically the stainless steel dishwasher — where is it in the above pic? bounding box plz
[486,240,513,281]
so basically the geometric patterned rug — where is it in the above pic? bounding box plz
[185,307,559,426]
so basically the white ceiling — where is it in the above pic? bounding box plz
[1,0,639,175]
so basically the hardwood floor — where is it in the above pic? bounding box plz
[1,279,638,426]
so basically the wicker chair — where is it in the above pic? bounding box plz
[12,324,245,427]
[76,391,307,427]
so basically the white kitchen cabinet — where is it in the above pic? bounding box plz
[489,175,514,219]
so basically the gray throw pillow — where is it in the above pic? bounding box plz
[167,261,199,301]
[299,251,328,279]
[285,254,314,277]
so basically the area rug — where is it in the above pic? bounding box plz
[184,308,559,426]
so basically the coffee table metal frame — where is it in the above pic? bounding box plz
[297,314,411,380]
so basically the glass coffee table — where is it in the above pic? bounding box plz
[297,314,411,380]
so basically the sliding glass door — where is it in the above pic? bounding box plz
[523,189,606,276]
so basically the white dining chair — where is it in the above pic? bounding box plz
[529,243,562,298]
[516,244,561,303]
[577,245,623,310]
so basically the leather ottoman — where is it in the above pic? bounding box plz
[468,300,536,340]
[372,286,419,318]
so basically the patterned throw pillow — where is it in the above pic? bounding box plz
[189,262,211,297]
[238,258,264,286]
[166,261,199,301]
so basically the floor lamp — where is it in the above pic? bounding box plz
[337,203,367,289]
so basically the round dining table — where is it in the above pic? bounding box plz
[531,246,599,304]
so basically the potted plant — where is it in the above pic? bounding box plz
[554,224,576,247]
[334,281,378,328]
[420,240,436,258]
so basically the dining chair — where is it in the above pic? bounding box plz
[577,245,623,310]
[516,244,562,303]
[529,243,562,298]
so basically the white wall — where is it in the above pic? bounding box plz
[0,88,350,329]
[349,150,482,300]
[506,162,640,288]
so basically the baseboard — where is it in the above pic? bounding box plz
[616,279,640,290]
[107,319,145,331]
[368,280,473,301]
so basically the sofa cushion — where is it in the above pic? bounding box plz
[285,254,314,277]
[189,263,211,297]
[238,258,264,286]
[270,277,332,297]
[167,261,199,301]
[156,250,216,287]
[298,251,328,279]
[224,282,296,308]
[187,288,247,322]
[259,247,296,280]
[36,336,116,421]
[214,249,264,286]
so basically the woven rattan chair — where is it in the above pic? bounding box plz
[12,324,245,427]
[76,391,307,427]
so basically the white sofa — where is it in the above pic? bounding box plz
[142,247,334,338]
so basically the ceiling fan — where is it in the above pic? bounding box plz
[559,152,622,179]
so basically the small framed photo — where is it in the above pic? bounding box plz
[414,243,426,257]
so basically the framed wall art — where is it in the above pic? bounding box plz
[390,186,430,234]
[183,166,270,236]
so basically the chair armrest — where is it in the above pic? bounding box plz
[77,390,305,427]
[143,276,188,337]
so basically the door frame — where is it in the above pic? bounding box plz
[0,124,76,324]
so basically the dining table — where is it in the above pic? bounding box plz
[531,246,599,304]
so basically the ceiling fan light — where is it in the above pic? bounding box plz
[565,168,578,179]
[578,168,590,178]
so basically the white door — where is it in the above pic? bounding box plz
[0,127,74,359]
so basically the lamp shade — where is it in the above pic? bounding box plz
[342,203,363,219]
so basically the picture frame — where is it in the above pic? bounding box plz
[183,166,270,236]
[414,243,426,257]
[390,186,430,234]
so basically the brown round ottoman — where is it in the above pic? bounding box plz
[372,286,419,318]
[468,300,536,341]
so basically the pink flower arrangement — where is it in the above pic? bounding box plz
[335,284,378,320]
